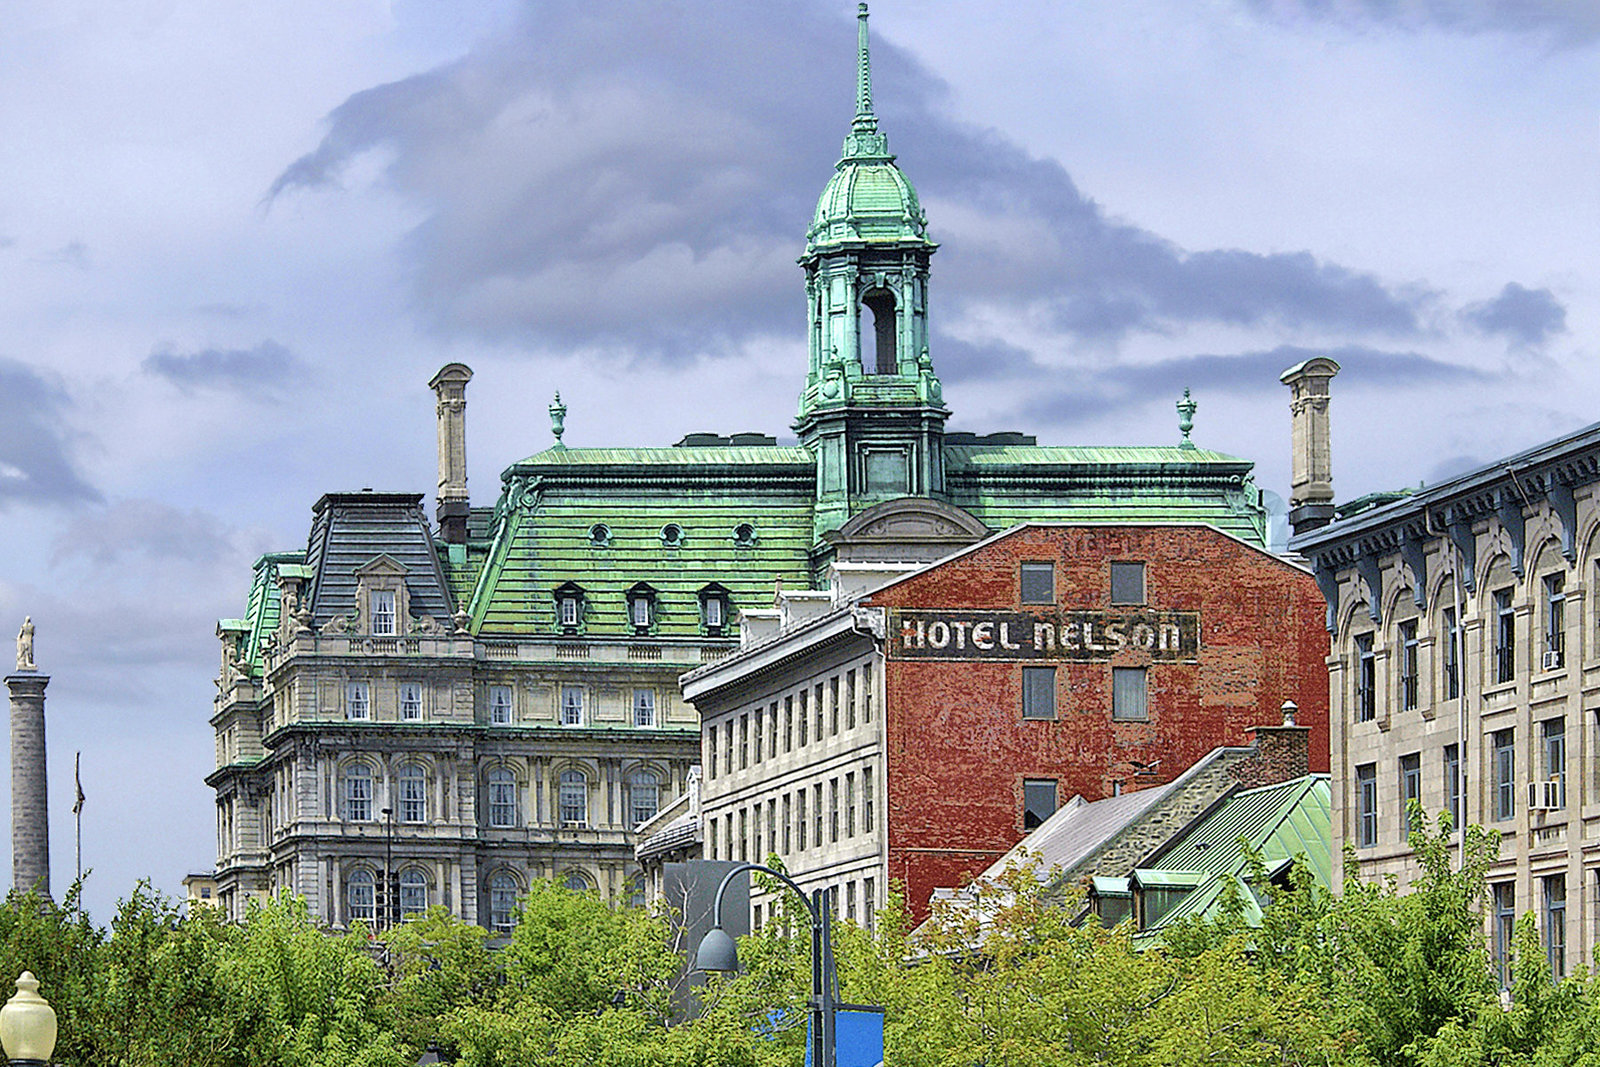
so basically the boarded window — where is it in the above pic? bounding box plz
[1110,562,1145,605]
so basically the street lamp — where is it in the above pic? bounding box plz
[0,972,57,1066]
[694,863,837,1067]
[381,804,395,931]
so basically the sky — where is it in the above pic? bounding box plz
[2,0,1598,921]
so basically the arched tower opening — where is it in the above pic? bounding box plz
[862,288,897,374]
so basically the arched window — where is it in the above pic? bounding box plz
[862,288,897,374]
[341,763,373,822]
[399,868,428,917]
[489,872,518,932]
[559,770,588,827]
[346,868,375,924]
[487,768,516,828]
[564,869,593,893]
[399,762,427,824]
[629,770,660,828]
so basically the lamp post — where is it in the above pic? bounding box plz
[381,804,395,931]
[0,972,56,1066]
[694,863,836,1067]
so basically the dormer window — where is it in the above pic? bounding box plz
[732,523,756,548]
[700,583,731,634]
[660,523,683,547]
[588,523,611,547]
[554,582,586,633]
[369,590,396,635]
[627,583,657,633]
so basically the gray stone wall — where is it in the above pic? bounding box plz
[7,673,50,899]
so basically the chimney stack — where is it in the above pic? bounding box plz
[1279,357,1340,536]
[1232,702,1312,789]
[428,364,473,544]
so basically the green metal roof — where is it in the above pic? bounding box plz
[513,446,812,467]
[236,551,302,675]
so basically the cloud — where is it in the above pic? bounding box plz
[0,359,99,507]
[270,0,1434,359]
[1240,0,1600,44]
[1461,282,1567,346]
[1017,344,1494,428]
[141,340,305,395]
[35,240,90,269]
[52,499,243,568]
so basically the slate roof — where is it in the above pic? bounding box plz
[303,492,455,628]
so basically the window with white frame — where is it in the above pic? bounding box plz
[487,768,516,828]
[560,686,584,726]
[341,764,373,821]
[559,771,588,826]
[489,872,517,932]
[560,595,580,628]
[633,689,655,727]
[627,585,655,631]
[1355,763,1377,847]
[346,681,371,721]
[346,869,376,924]
[1544,574,1566,669]
[399,868,427,917]
[399,682,423,721]
[629,770,659,827]
[369,589,396,635]
[489,685,513,725]
[399,762,427,824]
[703,592,726,630]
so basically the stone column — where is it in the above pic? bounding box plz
[6,672,50,899]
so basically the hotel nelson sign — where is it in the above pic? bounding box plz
[889,608,1200,663]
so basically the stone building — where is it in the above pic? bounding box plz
[1286,361,1600,982]
[208,7,1279,929]
[681,522,1330,926]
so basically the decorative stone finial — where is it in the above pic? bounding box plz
[1280,699,1298,727]
[1177,389,1197,449]
[549,392,567,449]
[0,970,58,1063]
[14,618,34,673]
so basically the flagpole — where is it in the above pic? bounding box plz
[73,751,82,885]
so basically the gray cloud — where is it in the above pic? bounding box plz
[0,359,99,507]
[53,499,241,568]
[1461,282,1567,346]
[270,0,1433,359]
[1017,344,1493,428]
[142,340,305,395]
[35,240,90,269]
[1241,0,1600,44]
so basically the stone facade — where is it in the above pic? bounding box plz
[1291,418,1600,981]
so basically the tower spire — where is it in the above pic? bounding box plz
[854,3,875,133]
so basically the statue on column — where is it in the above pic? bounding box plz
[15,617,34,672]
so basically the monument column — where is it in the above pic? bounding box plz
[8,617,50,899]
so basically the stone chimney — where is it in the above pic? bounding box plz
[428,364,473,544]
[1231,700,1312,790]
[1279,357,1340,536]
[8,619,50,899]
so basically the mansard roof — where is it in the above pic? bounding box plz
[302,492,455,628]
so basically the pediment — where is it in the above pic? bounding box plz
[354,554,409,578]
[834,497,990,543]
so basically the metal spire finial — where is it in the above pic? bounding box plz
[1177,388,1197,448]
[854,3,876,133]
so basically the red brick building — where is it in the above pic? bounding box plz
[683,521,1329,925]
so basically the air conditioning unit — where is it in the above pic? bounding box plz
[1542,650,1564,671]
[1528,779,1563,811]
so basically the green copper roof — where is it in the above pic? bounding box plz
[237,551,302,675]
[514,446,811,467]
[805,4,932,254]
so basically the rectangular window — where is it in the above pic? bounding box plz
[1543,717,1566,808]
[560,595,580,628]
[815,684,825,740]
[1544,574,1566,669]
[709,819,718,860]
[1399,620,1418,711]
[633,690,655,727]
[400,773,427,824]
[846,670,857,731]
[1493,883,1515,986]
[1356,763,1378,847]
[1444,743,1463,830]
[1112,667,1148,722]
[370,589,396,635]
[1024,778,1058,830]
[1544,874,1567,979]
[863,767,874,833]
[630,596,652,629]
[798,690,809,747]
[752,805,761,861]
[1355,633,1376,722]
[863,877,875,931]
[708,727,718,779]
[489,685,513,725]
[1443,607,1460,701]
[560,686,584,726]
[739,808,748,862]
[739,714,749,769]
[1399,753,1421,838]
[559,777,587,826]
[864,450,909,494]
[1022,667,1056,721]
[343,773,372,822]
[399,682,422,721]
[845,881,857,925]
[862,661,873,722]
[724,721,733,772]
[1020,561,1054,604]
[784,697,794,752]
[1110,561,1146,605]
[1493,728,1516,821]
[766,798,777,855]
[830,677,840,736]
[782,793,792,853]
[704,596,724,629]
[845,772,856,837]
[797,789,808,851]
[347,681,370,721]
[1495,588,1515,684]
[724,814,733,861]
[488,775,515,828]
[830,778,839,843]
[814,783,824,847]
[753,709,763,762]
